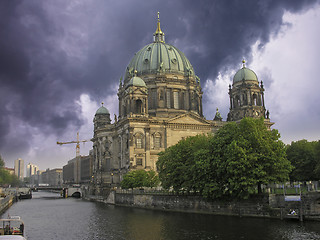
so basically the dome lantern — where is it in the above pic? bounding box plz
[153,12,165,43]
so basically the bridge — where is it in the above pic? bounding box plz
[32,186,82,198]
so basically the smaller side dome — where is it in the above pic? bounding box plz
[126,76,146,88]
[233,60,258,83]
[95,104,109,115]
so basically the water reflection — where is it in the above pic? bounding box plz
[1,191,320,240]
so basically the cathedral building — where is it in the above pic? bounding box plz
[91,15,273,189]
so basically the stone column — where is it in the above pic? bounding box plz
[229,93,233,109]
[144,127,150,168]
[261,91,265,108]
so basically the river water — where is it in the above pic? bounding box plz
[1,191,320,240]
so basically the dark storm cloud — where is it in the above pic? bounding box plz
[0,0,318,162]
[162,0,319,81]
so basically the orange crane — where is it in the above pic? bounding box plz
[57,132,89,157]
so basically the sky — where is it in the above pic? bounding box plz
[1,0,320,170]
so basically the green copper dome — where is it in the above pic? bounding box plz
[95,105,109,115]
[124,13,195,83]
[233,61,258,83]
[124,42,195,83]
[126,76,146,88]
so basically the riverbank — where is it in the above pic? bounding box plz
[83,189,320,221]
[0,195,15,215]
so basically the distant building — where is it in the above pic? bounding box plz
[63,154,93,185]
[26,163,38,178]
[40,168,63,187]
[14,158,24,180]
[30,169,43,186]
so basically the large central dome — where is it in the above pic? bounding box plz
[124,42,195,83]
[118,13,203,119]
[124,14,195,83]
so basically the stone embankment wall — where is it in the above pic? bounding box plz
[113,191,320,220]
[0,195,14,215]
[114,193,273,218]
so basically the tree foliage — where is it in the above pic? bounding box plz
[286,140,320,181]
[157,117,292,200]
[0,154,4,168]
[157,134,211,193]
[120,169,159,189]
[0,154,20,187]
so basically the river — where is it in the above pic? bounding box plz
[1,191,320,240]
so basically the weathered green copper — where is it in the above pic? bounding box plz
[95,105,109,115]
[124,42,195,83]
[123,12,195,83]
[126,76,146,88]
[233,66,258,83]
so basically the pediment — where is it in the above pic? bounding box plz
[167,113,211,125]
[127,87,148,95]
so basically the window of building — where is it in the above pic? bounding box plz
[166,90,171,108]
[253,94,257,106]
[236,96,240,107]
[136,158,143,166]
[173,91,179,109]
[135,133,144,149]
[152,90,157,108]
[154,133,161,149]
[159,89,164,100]
[135,99,143,114]
[136,138,142,148]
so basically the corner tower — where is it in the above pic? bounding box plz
[227,60,271,125]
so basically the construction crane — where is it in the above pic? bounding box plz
[57,132,89,158]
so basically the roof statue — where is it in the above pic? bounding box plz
[214,108,223,121]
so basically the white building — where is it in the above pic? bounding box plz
[26,163,38,178]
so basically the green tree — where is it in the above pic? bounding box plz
[0,155,20,187]
[286,140,319,181]
[203,118,291,199]
[157,118,292,199]
[0,154,4,168]
[121,169,159,189]
[314,141,320,179]
[157,134,211,193]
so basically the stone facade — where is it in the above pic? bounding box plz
[40,168,63,187]
[91,17,273,190]
[63,155,93,184]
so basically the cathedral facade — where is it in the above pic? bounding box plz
[91,15,272,188]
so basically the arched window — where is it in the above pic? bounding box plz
[242,94,247,105]
[236,96,240,107]
[253,94,257,106]
[135,133,144,149]
[135,99,143,114]
[154,133,161,149]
